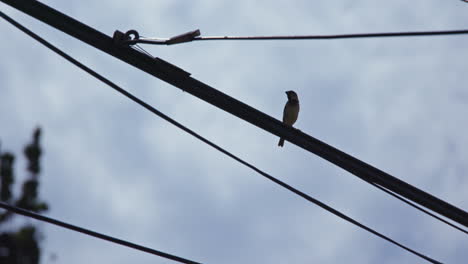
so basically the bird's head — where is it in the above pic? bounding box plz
[285,90,298,101]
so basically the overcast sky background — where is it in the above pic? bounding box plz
[1,0,467,263]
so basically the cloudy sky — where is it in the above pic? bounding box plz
[1,0,467,263]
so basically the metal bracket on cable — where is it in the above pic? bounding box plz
[113,29,140,46]
[113,29,201,46]
[112,29,192,78]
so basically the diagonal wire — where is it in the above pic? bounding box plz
[0,202,201,264]
[1,11,443,264]
[370,182,468,235]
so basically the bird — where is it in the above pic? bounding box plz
[278,90,300,147]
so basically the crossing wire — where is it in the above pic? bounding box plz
[370,183,468,235]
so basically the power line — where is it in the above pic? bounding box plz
[0,11,443,264]
[125,29,468,45]
[370,183,468,235]
[0,202,201,264]
[3,0,467,228]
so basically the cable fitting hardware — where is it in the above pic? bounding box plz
[113,29,201,45]
[113,29,140,46]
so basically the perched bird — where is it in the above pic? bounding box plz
[278,90,300,147]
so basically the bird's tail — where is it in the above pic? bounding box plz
[278,138,284,147]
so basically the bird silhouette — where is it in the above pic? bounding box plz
[278,91,300,147]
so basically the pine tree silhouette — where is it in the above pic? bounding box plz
[0,127,49,264]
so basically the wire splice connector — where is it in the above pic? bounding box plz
[166,29,201,45]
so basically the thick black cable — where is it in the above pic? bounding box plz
[0,11,442,264]
[0,202,201,264]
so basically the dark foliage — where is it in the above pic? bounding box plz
[0,128,48,264]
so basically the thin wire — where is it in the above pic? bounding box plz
[193,30,468,41]
[370,183,468,235]
[132,36,155,57]
[0,202,201,264]
[132,44,154,58]
[1,12,443,264]
[130,29,468,45]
